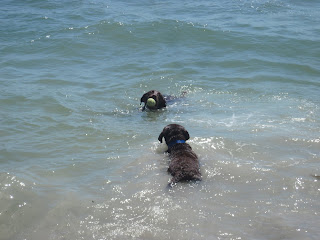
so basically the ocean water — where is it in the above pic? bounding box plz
[1,0,320,239]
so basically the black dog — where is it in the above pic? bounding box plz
[158,124,201,186]
[140,90,166,111]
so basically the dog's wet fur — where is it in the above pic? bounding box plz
[140,90,166,111]
[140,90,188,111]
[158,124,202,187]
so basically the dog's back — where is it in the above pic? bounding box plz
[168,143,201,184]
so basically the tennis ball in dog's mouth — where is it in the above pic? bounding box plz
[147,98,156,107]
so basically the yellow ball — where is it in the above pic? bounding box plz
[147,98,156,107]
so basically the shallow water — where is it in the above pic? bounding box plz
[1,0,320,239]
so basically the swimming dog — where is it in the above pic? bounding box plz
[158,124,201,186]
[140,90,166,111]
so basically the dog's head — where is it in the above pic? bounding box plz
[140,90,166,110]
[158,124,190,145]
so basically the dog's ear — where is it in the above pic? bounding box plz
[158,126,168,143]
[158,131,164,143]
[182,128,190,140]
[157,92,166,108]
[140,92,149,104]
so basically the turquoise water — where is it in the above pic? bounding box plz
[1,0,320,239]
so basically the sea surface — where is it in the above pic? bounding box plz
[1,0,320,239]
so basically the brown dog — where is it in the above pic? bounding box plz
[158,124,202,186]
[140,90,166,111]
